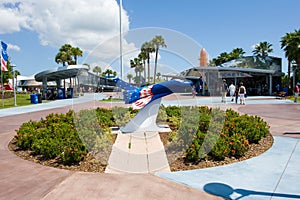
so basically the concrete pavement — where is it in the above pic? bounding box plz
[105,131,170,173]
[0,93,299,199]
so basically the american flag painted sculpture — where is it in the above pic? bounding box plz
[114,78,193,110]
[113,78,193,133]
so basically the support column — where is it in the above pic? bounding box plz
[120,98,162,133]
[42,77,47,100]
[269,74,272,95]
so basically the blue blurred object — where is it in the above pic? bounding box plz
[57,88,65,99]
[30,94,38,104]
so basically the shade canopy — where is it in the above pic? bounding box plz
[35,65,89,82]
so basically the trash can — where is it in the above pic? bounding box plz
[46,88,54,100]
[38,94,42,103]
[67,88,73,98]
[30,94,38,104]
[57,88,66,99]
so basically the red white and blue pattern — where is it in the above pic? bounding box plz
[1,41,8,72]
[114,78,193,110]
[139,85,153,98]
[132,95,153,110]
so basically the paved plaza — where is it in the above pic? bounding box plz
[0,93,299,199]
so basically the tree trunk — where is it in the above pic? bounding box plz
[147,58,150,84]
[154,49,158,84]
[143,60,146,83]
[288,61,291,90]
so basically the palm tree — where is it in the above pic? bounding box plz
[83,63,90,70]
[55,51,70,66]
[156,72,161,82]
[58,44,73,65]
[211,48,245,66]
[14,69,20,91]
[230,48,245,59]
[151,35,166,84]
[141,41,155,83]
[252,41,273,57]
[113,71,117,77]
[138,51,147,82]
[214,52,231,65]
[130,59,137,78]
[93,66,102,76]
[55,44,83,66]
[130,58,143,86]
[281,29,300,88]
[105,69,113,77]
[70,47,83,64]
[127,74,133,83]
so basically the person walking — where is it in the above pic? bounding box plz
[294,82,300,103]
[235,84,239,104]
[221,79,228,103]
[228,82,236,102]
[238,82,246,105]
[191,85,196,98]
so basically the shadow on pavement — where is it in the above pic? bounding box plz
[284,132,300,135]
[203,182,300,200]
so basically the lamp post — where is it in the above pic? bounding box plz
[11,64,17,106]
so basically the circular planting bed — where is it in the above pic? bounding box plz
[9,106,274,173]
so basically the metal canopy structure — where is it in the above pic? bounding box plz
[35,65,89,82]
[34,65,89,99]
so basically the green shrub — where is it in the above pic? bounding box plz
[95,107,114,128]
[156,105,168,124]
[15,105,270,166]
[228,133,249,157]
[112,107,132,127]
[165,105,181,118]
[186,130,206,161]
[211,135,230,160]
[15,110,91,164]
[16,120,39,149]
[184,106,270,162]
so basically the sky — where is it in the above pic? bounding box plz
[0,0,299,77]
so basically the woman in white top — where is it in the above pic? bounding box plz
[228,82,236,102]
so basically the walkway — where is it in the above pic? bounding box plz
[158,95,300,199]
[105,131,170,173]
[0,93,217,200]
[0,93,299,199]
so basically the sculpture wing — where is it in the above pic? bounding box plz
[115,78,192,110]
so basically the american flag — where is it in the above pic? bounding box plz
[1,41,8,72]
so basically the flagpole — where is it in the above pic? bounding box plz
[1,69,4,107]
[0,41,8,108]
[119,0,123,80]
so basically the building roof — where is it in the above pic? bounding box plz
[35,65,89,82]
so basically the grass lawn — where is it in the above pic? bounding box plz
[100,97,123,102]
[0,93,50,109]
[287,96,300,102]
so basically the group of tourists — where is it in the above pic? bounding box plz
[191,78,300,104]
[222,79,247,105]
[294,82,300,103]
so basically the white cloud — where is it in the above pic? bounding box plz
[8,43,21,51]
[0,3,30,33]
[0,0,131,56]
